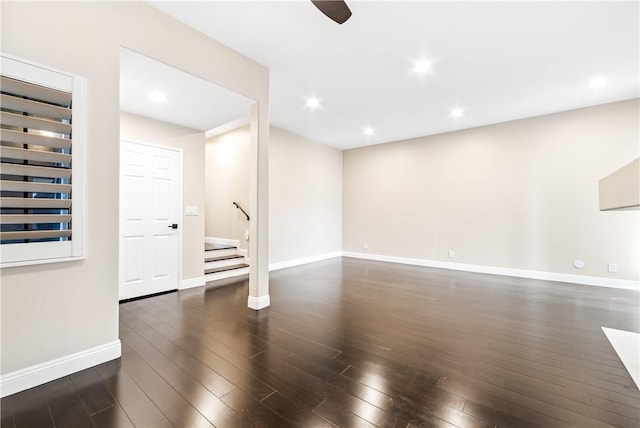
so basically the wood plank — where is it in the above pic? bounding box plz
[0,396,15,428]
[219,388,295,427]
[124,324,236,397]
[90,404,134,428]
[119,351,215,428]
[41,376,94,428]
[10,386,54,428]
[94,360,174,428]
[172,335,278,402]
[119,325,245,427]
[312,399,378,428]
[69,367,116,416]
[261,391,336,427]
[3,257,638,428]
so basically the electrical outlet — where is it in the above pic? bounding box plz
[608,263,617,273]
[363,242,368,250]
[448,250,455,258]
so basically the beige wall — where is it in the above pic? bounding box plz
[1,1,269,377]
[120,112,205,281]
[205,126,343,264]
[343,99,640,281]
[205,126,251,249]
[269,127,343,264]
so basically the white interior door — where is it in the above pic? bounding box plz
[119,141,182,300]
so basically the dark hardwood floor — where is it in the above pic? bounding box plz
[2,257,639,427]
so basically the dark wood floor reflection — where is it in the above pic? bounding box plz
[3,257,640,427]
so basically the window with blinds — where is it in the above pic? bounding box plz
[1,55,85,267]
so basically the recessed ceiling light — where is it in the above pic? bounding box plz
[589,77,607,88]
[149,90,167,103]
[363,127,375,136]
[305,96,321,110]
[450,107,464,118]
[412,59,432,74]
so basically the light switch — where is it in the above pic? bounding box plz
[185,206,198,216]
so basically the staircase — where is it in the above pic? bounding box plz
[204,242,249,283]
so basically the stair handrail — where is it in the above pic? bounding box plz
[232,201,250,221]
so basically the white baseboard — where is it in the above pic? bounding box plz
[181,276,205,290]
[0,340,121,398]
[247,294,270,310]
[269,251,342,271]
[205,236,240,248]
[342,251,639,290]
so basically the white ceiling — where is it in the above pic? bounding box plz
[119,47,254,132]
[146,1,638,149]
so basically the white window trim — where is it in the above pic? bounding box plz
[0,54,87,268]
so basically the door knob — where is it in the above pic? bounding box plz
[168,224,178,229]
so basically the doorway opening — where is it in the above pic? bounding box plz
[118,47,254,301]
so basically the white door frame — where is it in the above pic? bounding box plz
[118,139,183,299]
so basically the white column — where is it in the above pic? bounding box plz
[248,102,270,309]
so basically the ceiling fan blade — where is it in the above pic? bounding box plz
[311,0,352,24]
